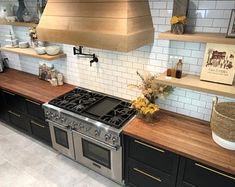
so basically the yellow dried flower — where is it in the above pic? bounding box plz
[171,16,187,25]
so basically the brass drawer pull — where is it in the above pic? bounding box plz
[133,168,162,182]
[3,90,15,96]
[8,110,21,118]
[26,99,41,106]
[134,140,165,153]
[195,163,235,180]
[31,120,45,128]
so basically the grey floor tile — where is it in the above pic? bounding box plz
[0,123,122,187]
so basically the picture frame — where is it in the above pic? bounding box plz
[226,9,235,38]
[200,43,235,85]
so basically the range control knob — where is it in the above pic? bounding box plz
[94,129,101,136]
[112,137,117,144]
[60,117,66,123]
[50,113,55,118]
[105,134,111,141]
[46,111,50,116]
[79,123,85,130]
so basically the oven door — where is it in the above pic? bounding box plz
[48,120,75,159]
[72,130,123,184]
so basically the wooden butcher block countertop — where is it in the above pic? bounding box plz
[123,111,235,175]
[0,69,75,103]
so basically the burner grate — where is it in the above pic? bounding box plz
[100,102,136,129]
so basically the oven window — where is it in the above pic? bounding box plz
[54,127,69,148]
[82,139,111,169]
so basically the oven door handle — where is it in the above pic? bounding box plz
[47,120,71,131]
[72,130,118,151]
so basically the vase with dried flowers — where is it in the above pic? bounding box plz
[29,26,38,47]
[129,71,173,123]
[170,16,187,35]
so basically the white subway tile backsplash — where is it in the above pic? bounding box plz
[192,99,206,107]
[185,42,201,50]
[216,1,235,10]
[190,111,204,119]
[178,96,192,104]
[1,0,235,122]
[205,10,224,18]
[153,2,167,9]
[184,103,198,112]
[213,18,230,28]
[198,1,216,10]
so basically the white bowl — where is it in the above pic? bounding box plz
[35,47,46,55]
[46,46,61,56]
[19,42,29,48]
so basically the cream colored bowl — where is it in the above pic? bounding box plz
[35,47,46,55]
[45,46,61,56]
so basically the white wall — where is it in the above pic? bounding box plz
[0,0,235,121]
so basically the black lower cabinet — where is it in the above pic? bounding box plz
[177,158,235,187]
[0,90,8,122]
[124,135,235,187]
[124,135,179,187]
[29,119,51,144]
[8,110,30,133]
[0,89,51,145]
[126,158,172,187]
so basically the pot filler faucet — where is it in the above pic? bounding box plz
[73,46,99,67]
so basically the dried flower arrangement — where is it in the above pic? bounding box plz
[170,16,187,25]
[129,71,173,122]
[170,16,187,35]
[29,27,38,47]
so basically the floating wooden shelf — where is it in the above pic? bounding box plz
[0,47,66,61]
[0,19,37,27]
[156,73,235,98]
[158,31,235,45]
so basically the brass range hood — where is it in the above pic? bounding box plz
[36,0,154,52]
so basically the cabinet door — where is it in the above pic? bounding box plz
[2,90,26,113]
[177,158,235,187]
[30,119,51,145]
[25,99,45,121]
[8,110,29,133]
[0,90,8,122]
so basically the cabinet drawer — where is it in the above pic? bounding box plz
[25,99,45,121]
[126,159,173,187]
[126,136,179,174]
[179,158,235,187]
[30,119,51,144]
[2,90,26,113]
[8,110,29,133]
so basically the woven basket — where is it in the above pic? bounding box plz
[210,98,235,142]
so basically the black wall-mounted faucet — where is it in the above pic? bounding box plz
[73,46,99,67]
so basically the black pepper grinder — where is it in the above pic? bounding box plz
[176,58,183,79]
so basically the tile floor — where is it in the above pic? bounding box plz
[0,122,122,187]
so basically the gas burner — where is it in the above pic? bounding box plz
[100,102,136,129]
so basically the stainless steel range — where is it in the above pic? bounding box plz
[43,87,136,184]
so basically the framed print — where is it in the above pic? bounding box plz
[200,43,235,85]
[226,9,235,38]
